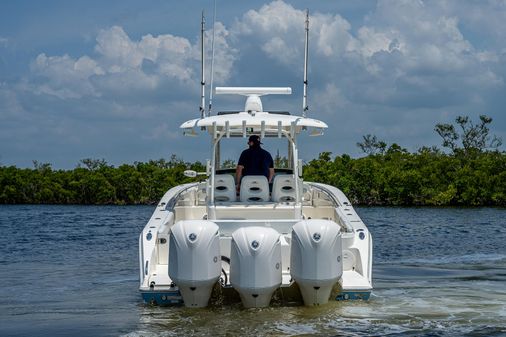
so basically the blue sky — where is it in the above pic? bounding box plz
[1,0,505,168]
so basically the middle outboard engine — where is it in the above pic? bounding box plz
[169,220,221,307]
[230,227,282,308]
[291,219,342,306]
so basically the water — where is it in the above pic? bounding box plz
[0,205,505,336]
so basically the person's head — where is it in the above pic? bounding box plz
[248,135,262,148]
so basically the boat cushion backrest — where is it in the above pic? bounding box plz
[271,175,297,202]
[214,174,236,202]
[240,175,269,202]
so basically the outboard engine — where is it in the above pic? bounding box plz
[230,227,282,308]
[169,220,221,307]
[291,219,342,306]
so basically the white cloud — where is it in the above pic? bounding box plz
[30,53,103,99]
[0,37,7,47]
[95,26,144,70]
[234,1,306,64]
[36,0,498,106]
[232,0,504,110]
[95,26,195,81]
[440,0,506,49]
[356,26,397,58]
[369,1,474,71]
[29,25,237,99]
[234,1,355,64]
[204,22,237,84]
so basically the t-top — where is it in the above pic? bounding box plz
[238,146,274,179]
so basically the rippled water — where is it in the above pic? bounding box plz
[0,205,505,336]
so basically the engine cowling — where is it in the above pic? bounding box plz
[291,219,342,306]
[169,220,221,307]
[230,226,282,308]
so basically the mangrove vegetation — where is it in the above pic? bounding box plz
[1,116,504,206]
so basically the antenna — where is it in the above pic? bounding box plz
[302,9,309,117]
[208,0,217,117]
[200,11,206,119]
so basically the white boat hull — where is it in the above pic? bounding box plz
[139,181,372,307]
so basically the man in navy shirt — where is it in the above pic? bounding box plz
[235,135,274,192]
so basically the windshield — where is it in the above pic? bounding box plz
[216,136,293,171]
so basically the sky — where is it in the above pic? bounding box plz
[1,0,505,169]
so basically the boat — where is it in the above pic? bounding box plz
[138,11,372,308]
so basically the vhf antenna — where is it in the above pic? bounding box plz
[200,11,206,119]
[208,0,217,117]
[302,9,309,117]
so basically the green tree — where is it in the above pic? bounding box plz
[357,134,387,156]
[221,159,236,169]
[435,115,502,155]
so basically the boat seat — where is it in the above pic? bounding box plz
[214,174,236,202]
[240,175,269,202]
[272,175,297,202]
